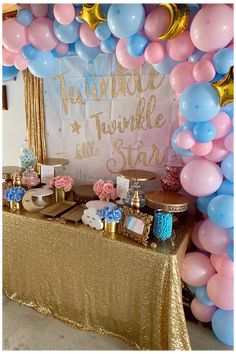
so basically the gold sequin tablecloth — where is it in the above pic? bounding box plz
[3,209,191,350]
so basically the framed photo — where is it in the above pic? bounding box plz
[118,206,153,247]
[2,86,8,110]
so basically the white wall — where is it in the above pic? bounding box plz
[2,73,26,166]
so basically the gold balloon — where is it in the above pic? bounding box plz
[78,4,106,31]
[212,66,234,107]
[158,4,190,40]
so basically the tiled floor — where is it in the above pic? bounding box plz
[2,294,232,350]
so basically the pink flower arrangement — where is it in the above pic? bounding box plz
[49,175,74,192]
[93,179,116,200]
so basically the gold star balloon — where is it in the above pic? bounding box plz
[158,4,190,40]
[78,4,106,31]
[212,66,234,107]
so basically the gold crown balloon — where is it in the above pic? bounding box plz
[78,4,106,31]
[212,66,234,107]
[158,4,190,41]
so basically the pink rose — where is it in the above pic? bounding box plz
[93,179,105,197]
[103,182,114,195]
[99,190,107,200]
[110,188,117,200]
[54,178,66,189]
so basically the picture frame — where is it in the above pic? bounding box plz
[118,206,153,247]
[2,85,8,110]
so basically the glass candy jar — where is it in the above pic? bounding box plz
[21,167,40,189]
[161,147,183,192]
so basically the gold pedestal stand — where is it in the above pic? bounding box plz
[119,169,156,211]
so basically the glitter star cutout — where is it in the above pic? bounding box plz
[78,4,106,31]
[71,121,82,134]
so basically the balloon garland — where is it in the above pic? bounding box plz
[2,3,234,347]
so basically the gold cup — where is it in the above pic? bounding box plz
[55,188,65,202]
[104,221,117,234]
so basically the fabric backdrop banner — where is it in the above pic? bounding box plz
[44,55,178,186]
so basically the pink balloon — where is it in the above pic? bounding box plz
[191,142,213,156]
[205,139,229,163]
[80,24,100,48]
[14,53,29,70]
[30,4,48,18]
[224,133,234,152]
[211,112,231,139]
[176,131,195,149]
[144,41,165,64]
[2,18,29,53]
[181,252,216,287]
[201,52,215,62]
[193,59,216,82]
[170,62,196,93]
[55,42,69,55]
[190,4,233,52]
[191,298,217,323]
[199,219,231,255]
[207,274,234,310]
[191,221,205,251]
[180,159,223,197]
[144,6,170,41]
[210,254,218,270]
[19,4,31,10]
[53,4,75,25]
[28,18,58,51]
[213,254,234,278]
[2,47,19,66]
[166,31,195,61]
[116,39,145,70]
[144,4,158,15]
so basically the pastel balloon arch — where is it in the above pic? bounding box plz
[2,3,234,346]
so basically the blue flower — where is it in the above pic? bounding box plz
[5,189,15,202]
[113,208,123,222]
[5,187,26,202]
[15,188,26,202]
[105,210,115,222]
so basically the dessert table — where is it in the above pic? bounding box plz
[3,208,191,350]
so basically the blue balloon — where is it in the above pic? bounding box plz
[2,65,19,81]
[193,122,216,143]
[101,4,111,17]
[186,284,197,294]
[221,102,234,118]
[188,49,204,63]
[228,243,234,261]
[127,34,149,57]
[108,4,145,39]
[229,228,234,240]
[74,4,82,10]
[181,121,195,131]
[152,56,179,75]
[28,51,59,78]
[221,153,234,183]
[197,193,217,214]
[16,9,33,26]
[75,39,101,62]
[187,4,201,26]
[210,72,224,83]
[51,49,68,58]
[179,82,220,122]
[217,179,234,196]
[53,20,80,44]
[196,286,213,306]
[95,22,111,41]
[68,42,76,55]
[213,48,234,75]
[100,35,117,54]
[171,128,193,157]
[212,309,234,346]
[22,45,37,61]
[207,195,234,228]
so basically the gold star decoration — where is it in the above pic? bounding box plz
[212,66,234,107]
[78,4,106,31]
[71,121,82,134]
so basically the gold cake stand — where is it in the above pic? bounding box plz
[37,158,69,178]
[119,169,156,210]
[145,191,189,213]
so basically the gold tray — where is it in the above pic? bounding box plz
[40,201,76,217]
[60,205,84,223]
